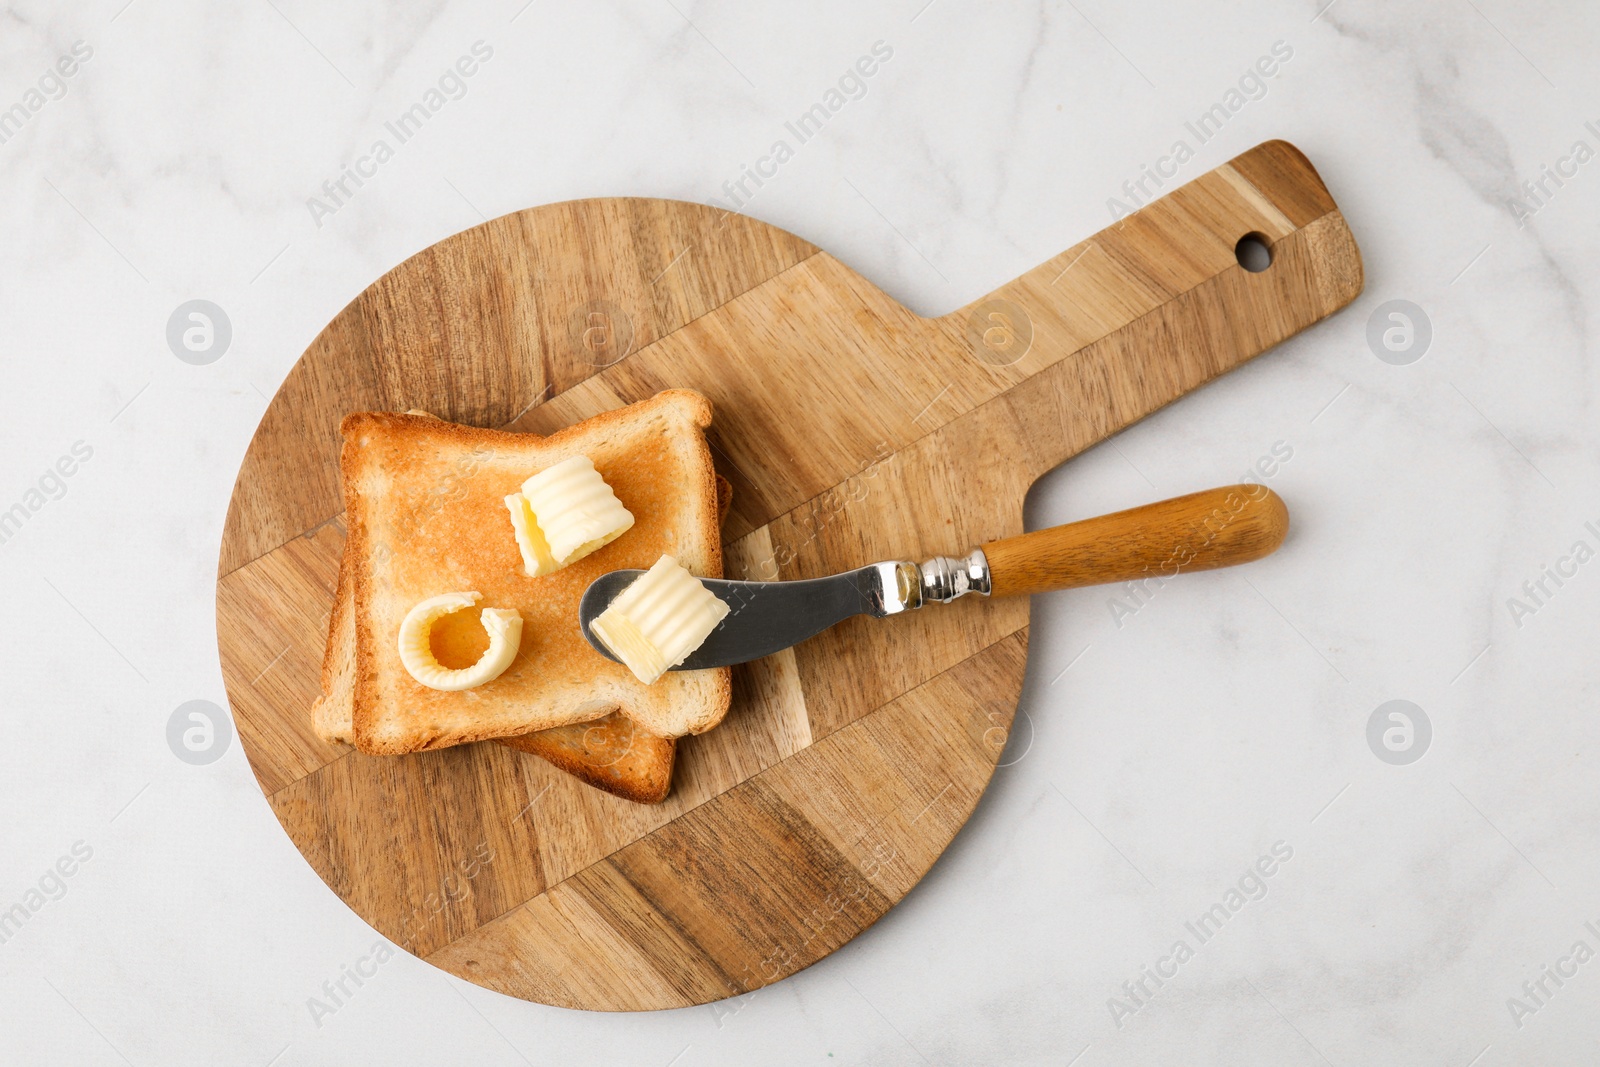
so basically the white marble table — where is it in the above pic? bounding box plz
[2,1,1596,1063]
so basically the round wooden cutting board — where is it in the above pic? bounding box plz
[216,141,1361,1011]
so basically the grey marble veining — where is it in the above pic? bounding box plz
[0,0,1596,1063]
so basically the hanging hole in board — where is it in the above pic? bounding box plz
[1235,233,1273,273]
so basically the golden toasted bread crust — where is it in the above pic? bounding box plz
[342,390,731,754]
[497,713,676,804]
[310,543,355,744]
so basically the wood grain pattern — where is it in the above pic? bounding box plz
[982,485,1290,598]
[217,140,1363,1009]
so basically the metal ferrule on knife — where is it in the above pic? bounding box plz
[870,549,992,615]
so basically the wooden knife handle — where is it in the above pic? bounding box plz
[981,486,1288,598]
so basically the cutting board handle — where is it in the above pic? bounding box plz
[981,485,1287,597]
[943,140,1363,488]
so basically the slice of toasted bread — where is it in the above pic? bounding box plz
[311,473,732,803]
[309,550,357,744]
[495,712,679,804]
[342,390,732,754]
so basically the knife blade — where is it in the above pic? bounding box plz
[578,558,964,671]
